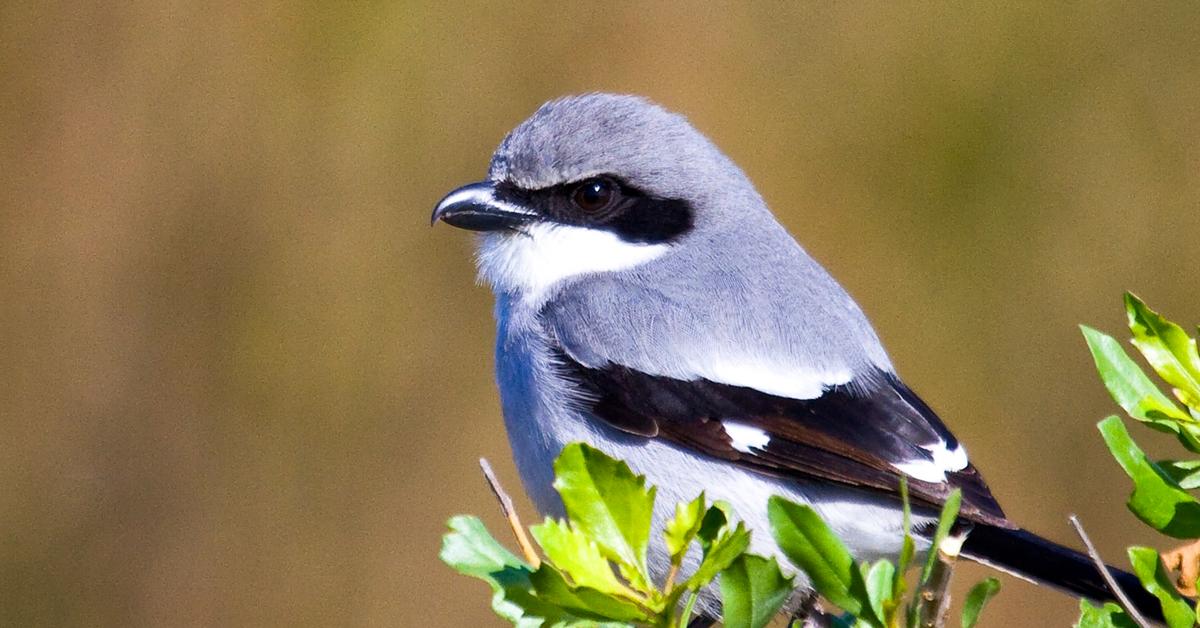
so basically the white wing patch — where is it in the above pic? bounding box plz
[895,442,969,483]
[476,223,671,305]
[928,442,969,472]
[698,359,853,401]
[723,421,771,453]
[893,459,948,483]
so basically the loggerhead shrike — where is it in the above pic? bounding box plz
[432,94,1160,623]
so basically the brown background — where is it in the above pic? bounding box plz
[2,3,1199,626]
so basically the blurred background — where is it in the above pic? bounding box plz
[2,3,1198,626]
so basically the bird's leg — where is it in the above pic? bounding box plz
[789,589,837,628]
[793,611,839,628]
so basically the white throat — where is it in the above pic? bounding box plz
[476,223,671,304]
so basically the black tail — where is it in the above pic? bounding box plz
[961,524,1166,624]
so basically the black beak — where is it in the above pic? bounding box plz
[431,181,536,232]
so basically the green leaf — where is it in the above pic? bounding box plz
[1077,599,1138,628]
[1180,423,1200,453]
[684,521,752,590]
[493,583,583,628]
[1158,459,1200,490]
[553,443,656,591]
[1081,326,1193,431]
[528,565,649,623]
[1128,545,1197,628]
[1126,293,1200,411]
[1084,324,1195,451]
[961,577,1001,628]
[697,500,733,550]
[1099,416,1200,538]
[1131,549,1198,628]
[439,515,540,626]
[897,478,915,575]
[921,489,961,583]
[767,496,862,616]
[530,518,628,596]
[862,559,895,625]
[441,515,531,578]
[719,554,795,628]
[664,493,706,561]
[678,591,701,628]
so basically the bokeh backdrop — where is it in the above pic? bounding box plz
[2,3,1198,626]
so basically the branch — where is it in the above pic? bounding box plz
[916,535,960,627]
[1068,514,1151,628]
[479,457,541,568]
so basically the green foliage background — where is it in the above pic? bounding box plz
[1,3,1199,626]
[443,443,997,628]
[1079,295,1200,628]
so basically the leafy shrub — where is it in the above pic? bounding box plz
[442,294,1200,626]
[441,443,995,627]
[1080,294,1200,628]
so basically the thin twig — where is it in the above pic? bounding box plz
[664,561,680,592]
[479,457,540,568]
[916,537,959,627]
[1068,514,1151,628]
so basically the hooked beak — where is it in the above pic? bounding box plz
[431,181,537,232]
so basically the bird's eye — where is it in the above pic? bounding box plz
[571,178,616,213]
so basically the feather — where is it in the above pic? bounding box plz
[551,345,1009,526]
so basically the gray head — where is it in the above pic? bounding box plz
[432,94,781,302]
[488,94,754,207]
[434,93,894,396]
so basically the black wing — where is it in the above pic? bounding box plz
[553,348,1009,527]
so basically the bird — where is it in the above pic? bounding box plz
[431,93,1162,624]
